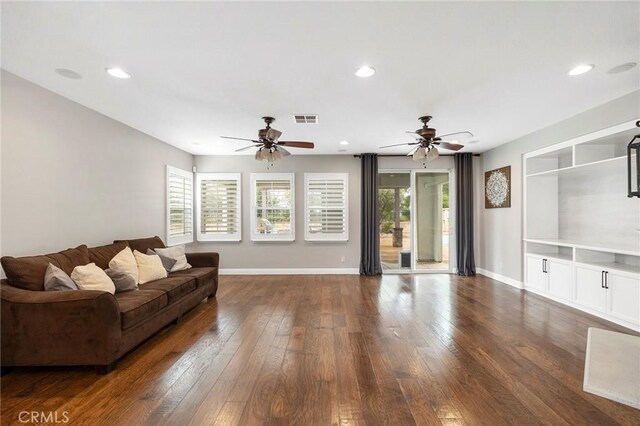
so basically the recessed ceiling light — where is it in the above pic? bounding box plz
[355,65,376,78]
[567,64,594,76]
[106,67,131,79]
[608,62,637,74]
[55,68,82,80]
[340,140,349,145]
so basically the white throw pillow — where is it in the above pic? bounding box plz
[108,246,139,284]
[154,245,191,272]
[133,250,168,284]
[71,263,116,294]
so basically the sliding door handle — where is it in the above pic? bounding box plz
[604,271,609,289]
[601,271,605,288]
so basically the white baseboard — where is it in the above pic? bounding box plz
[476,268,523,289]
[219,268,360,275]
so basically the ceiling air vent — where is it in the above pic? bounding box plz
[293,114,318,124]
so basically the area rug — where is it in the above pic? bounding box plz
[583,327,640,409]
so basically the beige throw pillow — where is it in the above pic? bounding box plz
[133,250,167,284]
[71,263,115,294]
[154,245,191,272]
[108,246,139,284]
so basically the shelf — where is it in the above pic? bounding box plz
[526,165,575,178]
[526,154,633,178]
[524,238,640,257]
[526,252,573,262]
[575,261,640,276]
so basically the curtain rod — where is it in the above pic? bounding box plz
[352,153,480,158]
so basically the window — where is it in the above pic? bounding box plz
[166,166,193,245]
[196,173,241,241]
[250,173,295,241]
[305,173,348,241]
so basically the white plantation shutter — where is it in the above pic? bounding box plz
[305,173,348,241]
[196,173,241,241]
[250,173,295,241]
[166,166,194,245]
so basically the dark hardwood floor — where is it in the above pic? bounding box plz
[2,274,639,425]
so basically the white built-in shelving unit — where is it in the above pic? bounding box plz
[523,120,640,331]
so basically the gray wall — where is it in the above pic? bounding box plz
[480,90,640,282]
[192,155,361,270]
[1,71,194,257]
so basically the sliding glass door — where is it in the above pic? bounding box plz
[413,171,450,272]
[378,169,452,273]
[378,172,411,271]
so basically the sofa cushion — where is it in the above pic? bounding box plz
[44,263,78,291]
[113,236,166,253]
[109,247,139,284]
[115,289,167,329]
[134,250,168,284]
[88,242,128,270]
[154,245,191,272]
[1,245,90,291]
[71,263,116,294]
[105,268,138,293]
[146,249,177,272]
[138,276,196,304]
[169,267,217,288]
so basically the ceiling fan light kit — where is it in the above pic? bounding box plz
[412,147,427,160]
[427,146,439,161]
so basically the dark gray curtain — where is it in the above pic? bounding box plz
[360,153,382,275]
[454,152,476,276]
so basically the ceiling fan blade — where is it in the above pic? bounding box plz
[407,146,419,156]
[221,136,261,143]
[236,144,260,152]
[277,141,315,149]
[436,131,474,140]
[434,141,464,151]
[277,146,291,156]
[380,142,419,149]
[266,128,282,141]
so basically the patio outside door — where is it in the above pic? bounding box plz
[378,170,452,273]
[413,171,451,272]
[378,172,411,271]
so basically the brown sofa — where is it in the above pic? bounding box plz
[0,236,218,373]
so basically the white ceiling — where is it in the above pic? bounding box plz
[2,1,639,155]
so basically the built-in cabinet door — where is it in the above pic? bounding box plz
[547,259,573,301]
[526,255,547,291]
[575,264,606,313]
[606,271,640,327]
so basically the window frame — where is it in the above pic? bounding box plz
[166,165,194,246]
[304,172,349,242]
[196,172,242,242]
[250,172,295,242]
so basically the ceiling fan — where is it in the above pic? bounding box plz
[380,115,473,161]
[221,116,315,162]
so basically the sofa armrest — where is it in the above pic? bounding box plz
[1,281,121,367]
[186,252,220,268]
